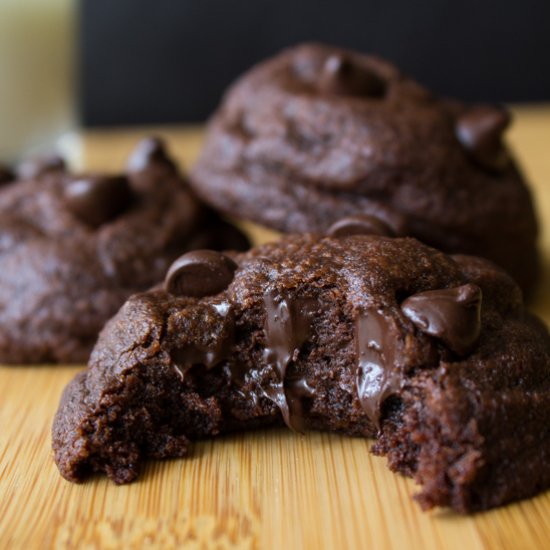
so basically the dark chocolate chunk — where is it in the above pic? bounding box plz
[318,54,386,98]
[355,308,403,427]
[126,137,176,174]
[262,291,318,431]
[16,155,66,180]
[285,377,316,432]
[64,175,134,227]
[165,250,237,298]
[456,106,511,172]
[401,284,482,355]
[327,215,395,238]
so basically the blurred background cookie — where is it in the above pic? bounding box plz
[0,137,248,363]
[190,43,539,294]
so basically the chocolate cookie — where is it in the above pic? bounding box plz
[52,233,550,512]
[190,43,539,294]
[0,138,248,364]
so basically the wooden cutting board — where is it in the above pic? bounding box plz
[1,107,549,549]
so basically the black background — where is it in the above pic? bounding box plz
[80,0,550,126]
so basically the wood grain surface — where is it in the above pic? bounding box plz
[1,106,550,549]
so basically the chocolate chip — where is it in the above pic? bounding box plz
[165,250,238,297]
[327,215,395,238]
[0,164,14,185]
[319,54,386,98]
[64,175,134,227]
[127,137,175,174]
[16,155,66,180]
[456,106,511,172]
[401,284,482,356]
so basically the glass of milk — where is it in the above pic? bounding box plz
[0,0,75,162]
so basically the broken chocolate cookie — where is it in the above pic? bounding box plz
[52,234,550,512]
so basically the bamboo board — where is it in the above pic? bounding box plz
[1,106,550,549]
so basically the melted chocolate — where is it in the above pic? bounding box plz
[355,308,402,428]
[401,284,482,356]
[262,290,318,430]
[285,377,316,432]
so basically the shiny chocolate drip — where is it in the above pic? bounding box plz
[262,290,318,430]
[327,214,395,238]
[284,378,316,432]
[354,308,402,429]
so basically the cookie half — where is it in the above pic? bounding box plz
[52,233,550,512]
